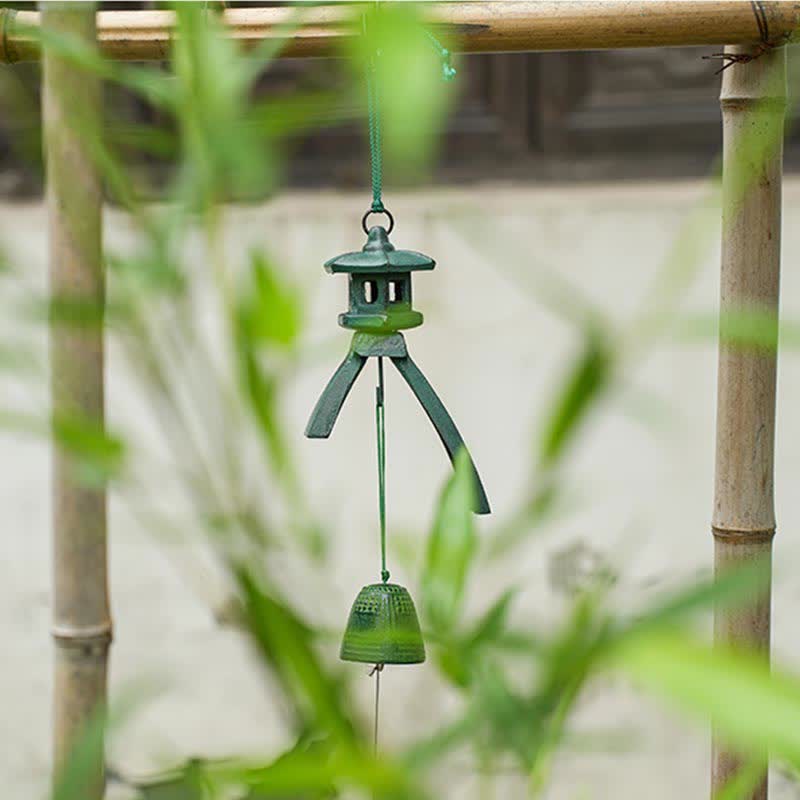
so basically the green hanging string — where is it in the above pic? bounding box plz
[374,361,387,754]
[365,59,385,214]
[363,12,456,220]
[425,30,457,81]
[376,357,389,583]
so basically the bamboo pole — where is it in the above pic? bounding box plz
[2,2,799,63]
[42,4,110,796]
[712,44,786,800]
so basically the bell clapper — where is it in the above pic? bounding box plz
[369,663,385,750]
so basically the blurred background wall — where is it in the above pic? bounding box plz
[1,3,799,197]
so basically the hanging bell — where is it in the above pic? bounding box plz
[340,583,425,665]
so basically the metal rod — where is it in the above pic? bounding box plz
[374,665,381,752]
[712,43,786,800]
[3,2,799,63]
[376,357,388,584]
[43,4,110,796]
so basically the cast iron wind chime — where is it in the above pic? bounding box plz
[305,15,489,746]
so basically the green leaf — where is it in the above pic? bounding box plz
[620,557,770,642]
[240,251,302,349]
[236,335,286,473]
[52,687,148,800]
[422,449,477,634]
[202,736,421,800]
[170,3,273,206]
[236,567,357,745]
[679,309,800,352]
[347,3,453,177]
[539,327,613,468]
[614,632,800,770]
[51,708,106,800]
[473,660,535,769]
[465,588,518,650]
[135,761,206,800]
[430,592,517,690]
[233,252,303,476]
[52,413,126,485]
[712,758,766,800]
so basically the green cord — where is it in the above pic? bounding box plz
[425,30,457,81]
[363,16,456,218]
[376,358,389,583]
[366,58,384,214]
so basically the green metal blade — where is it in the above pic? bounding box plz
[392,353,491,515]
[305,349,367,438]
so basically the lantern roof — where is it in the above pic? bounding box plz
[325,226,436,274]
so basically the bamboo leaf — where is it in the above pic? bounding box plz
[466,588,518,650]
[614,632,800,770]
[170,2,273,205]
[135,761,206,800]
[51,710,106,800]
[422,449,477,634]
[53,413,126,486]
[240,250,302,349]
[539,327,613,468]
[236,567,357,745]
[619,557,770,641]
[712,758,766,800]
[233,252,303,478]
[347,3,453,177]
[200,737,423,800]
[51,687,149,800]
[678,309,800,351]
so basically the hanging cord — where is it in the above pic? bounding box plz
[361,10,456,234]
[366,56,384,215]
[362,8,393,234]
[376,357,389,583]
[426,29,457,81]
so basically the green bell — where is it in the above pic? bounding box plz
[340,583,425,665]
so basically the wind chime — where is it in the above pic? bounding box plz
[305,10,490,745]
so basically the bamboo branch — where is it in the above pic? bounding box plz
[3,2,799,63]
[712,43,786,800]
[43,4,110,796]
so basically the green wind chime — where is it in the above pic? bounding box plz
[305,11,489,743]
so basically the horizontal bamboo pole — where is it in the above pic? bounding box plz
[1,2,798,63]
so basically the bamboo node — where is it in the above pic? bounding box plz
[52,622,113,646]
[711,525,776,544]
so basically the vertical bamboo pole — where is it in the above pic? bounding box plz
[42,4,110,795]
[712,44,786,800]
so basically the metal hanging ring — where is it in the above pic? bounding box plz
[362,207,395,235]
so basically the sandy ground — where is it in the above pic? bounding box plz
[4,180,800,799]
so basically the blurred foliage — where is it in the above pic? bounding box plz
[0,3,798,800]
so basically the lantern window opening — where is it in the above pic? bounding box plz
[363,279,378,304]
[389,279,404,304]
